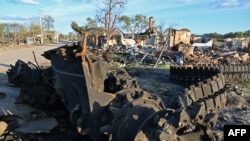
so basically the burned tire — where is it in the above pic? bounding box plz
[104,68,139,93]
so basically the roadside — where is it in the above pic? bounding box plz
[0,45,29,86]
[0,44,33,52]
[0,43,62,86]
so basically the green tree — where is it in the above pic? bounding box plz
[71,21,87,35]
[58,33,65,42]
[0,23,6,46]
[118,15,131,33]
[118,14,148,39]
[134,14,147,34]
[96,0,127,44]
[68,32,75,40]
[86,17,98,28]
[28,22,40,41]
[234,31,243,38]
[16,24,26,43]
[86,17,104,46]
[244,30,250,37]
[203,32,223,38]
[224,32,234,38]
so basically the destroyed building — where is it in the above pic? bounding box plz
[224,38,250,50]
[169,28,191,49]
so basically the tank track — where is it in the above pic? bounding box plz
[163,63,250,140]
[216,63,250,82]
[170,65,227,112]
[171,63,250,108]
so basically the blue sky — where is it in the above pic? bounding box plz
[0,0,249,35]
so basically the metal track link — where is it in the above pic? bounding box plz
[170,65,226,114]
[171,62,250,116]
[216,63,250,82]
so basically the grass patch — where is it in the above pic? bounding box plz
[237,80,250,88]
[127,63,171,70]
[126,62,141,68]
[158,64,170,69]
[151,80,159,87]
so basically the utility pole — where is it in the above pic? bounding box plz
[39,10,43,44]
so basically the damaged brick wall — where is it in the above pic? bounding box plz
[169,28,191,49]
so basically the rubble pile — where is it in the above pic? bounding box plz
[0,26,249,141]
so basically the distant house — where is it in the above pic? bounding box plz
[26,37,33,45]
[241,39,250,48]
[43,31,59,43]
[225,38,232,42]
[191,36,213,50]
[225,38,250,49]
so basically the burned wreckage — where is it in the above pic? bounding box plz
[1,28,250,141]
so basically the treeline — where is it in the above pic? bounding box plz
[0,15,67,47]
[203,30,250,39]
[0,22,41,44]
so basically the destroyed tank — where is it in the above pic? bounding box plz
[2,31,250,141]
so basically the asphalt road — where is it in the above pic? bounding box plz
[0,43,62,73]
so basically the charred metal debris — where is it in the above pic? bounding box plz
[1,25,250,141]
